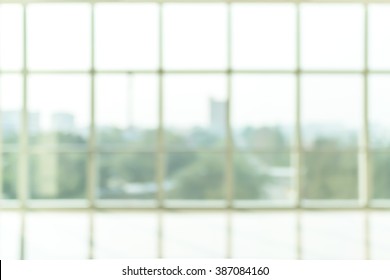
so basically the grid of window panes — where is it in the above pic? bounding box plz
[1,1,390,259]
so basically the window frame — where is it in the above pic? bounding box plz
[1,0,390,260]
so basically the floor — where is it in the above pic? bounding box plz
[0,211,389,259]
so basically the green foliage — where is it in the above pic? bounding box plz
[166,153,196,177]
[233,155,269,199]
[167,154,270,200]
[98,153,155,199]
[167,154,225,199]
[3,127,390,201]
[242,127,288,151]
[57,154,87,198]
[29,153,87,199]
[303,139,358,199]
[3,154,18,199]
[372,154,390,199]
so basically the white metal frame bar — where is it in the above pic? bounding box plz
[0,0,389,260]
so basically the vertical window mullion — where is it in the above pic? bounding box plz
[157,2,164,259]
[226,2,233,259]
[362,2,371,260]
[295,3,303,260]
[19,2,28,260]
[87,3,96,259]
[362,4,370,208]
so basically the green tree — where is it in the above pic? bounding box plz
[233,155,270,199]
[242,126,288,151]
[167,154,269,200]
[3,153,18,199]
[168,154,224,199]
[303,138,358,199]
[372,153,390,199]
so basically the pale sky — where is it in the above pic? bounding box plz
[1,3,390,132]
[96,74,158,129]
[300,4,364,70]
[28,75,90,130]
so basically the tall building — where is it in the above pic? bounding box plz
[209,98,226,137]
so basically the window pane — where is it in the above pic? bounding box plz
[0,75,22,146]
[28,75,90,148]
[164,75,227,150]
[97,153,156,200]
[163,213,227,258]
[301,75,362,150]
[95,213,157,258]
[30,153,87,199]
[0,5,23,70]
[303,153,358,200]
[96,75,158,150]
[163,4,227,70]
[302,212,364,259]
[232,4,296,70]
[165,153,225,202]
[95,4,158,70]
[0,212,21,259]
[25,213,89,259]
[371,153,390,200]
[234,153,294,203]
[232,75,295,150]
[369,5,390,70]
[301,4,364,70]
[28,4,90,70]
[2,153,18,199]
[232,213,296,258]
[369,75,390,148]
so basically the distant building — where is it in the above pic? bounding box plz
[2,111,19,135]
[51,113,75,133]
[29,112,40,134]
[2,111,41,136]
[209,98,226,137]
